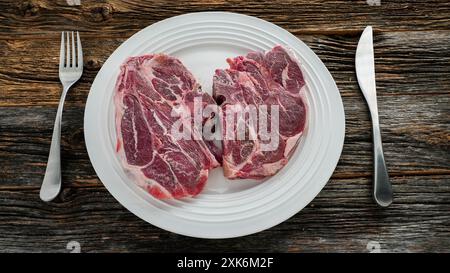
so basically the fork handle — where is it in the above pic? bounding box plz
[40,87,68,202]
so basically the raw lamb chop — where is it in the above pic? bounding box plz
[114,54,220,199]
[213,45,308,179]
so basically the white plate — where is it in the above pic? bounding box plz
[84,12,345,238]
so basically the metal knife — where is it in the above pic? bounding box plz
[355,26,393,207]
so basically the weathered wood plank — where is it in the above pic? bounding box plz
[0,93,448,187]
[0,0,449,39]
[0,31,449,107]
[0,175,448,252]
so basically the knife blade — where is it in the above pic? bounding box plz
[356,26,393,207]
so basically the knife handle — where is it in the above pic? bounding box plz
[372,117,393,207]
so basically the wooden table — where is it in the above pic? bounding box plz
[0,0,449,253]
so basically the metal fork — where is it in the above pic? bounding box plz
[40,31,83,202]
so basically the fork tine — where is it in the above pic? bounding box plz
[66,32,71,67]
[71,31,76,68]
[76,31,83,69]
[59,32,65,68]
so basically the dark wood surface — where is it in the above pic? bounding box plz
[0,0,449,253]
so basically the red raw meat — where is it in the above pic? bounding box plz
[213,45,308,179]
[114,54,220,198]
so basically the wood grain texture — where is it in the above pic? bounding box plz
[0,0,449,252]
[0,175,448,253]
[0,0,449,38]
